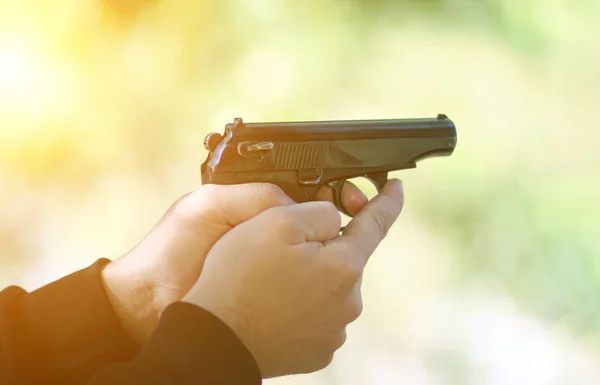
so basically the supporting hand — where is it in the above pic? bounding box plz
[183,180,404,377]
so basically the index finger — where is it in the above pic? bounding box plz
[315,181,369,217]
[327,179,404,264]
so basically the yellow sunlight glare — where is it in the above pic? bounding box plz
[0,45,40,108]
[0,37,75,128]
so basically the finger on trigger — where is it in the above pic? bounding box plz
[341,181,368,216]
[315,181,368,217]
[331,179,404,263]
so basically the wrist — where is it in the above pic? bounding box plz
[182,286,260,368]
[101,259,159,343]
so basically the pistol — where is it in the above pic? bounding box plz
[201,114,457,216]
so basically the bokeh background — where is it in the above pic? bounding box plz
[1,0,599,384]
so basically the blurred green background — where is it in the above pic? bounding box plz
[1,0,599,384]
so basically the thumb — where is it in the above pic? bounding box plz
[191,183,295,227]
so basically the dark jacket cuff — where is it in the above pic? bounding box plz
[22,258,140,383]
[136,301,262,385]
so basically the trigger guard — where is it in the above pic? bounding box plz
[365,172,388,193]
[327,180,353,218]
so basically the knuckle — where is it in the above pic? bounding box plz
[268,208,296,230]
[300,329,347,374]
[317,201,342,228]
[332,329,348,350]
[346,293,363,322]
[327,205,342,222]
[186,185,219,213]
[304,352,335,374]
[371,208,392,238]
[328,258,363,289]
[320,200,339,215]
[256,183,288,205]
[340,260,363,285]
[314,332,343,371]
[195,183,221,201]
[171,189,210,224]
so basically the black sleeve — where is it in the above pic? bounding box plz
[1,259,140,385]
[88,302,262,385]
[0,259,262,385]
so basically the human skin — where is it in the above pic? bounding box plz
[101,182,373,342]
[183,180,405,377]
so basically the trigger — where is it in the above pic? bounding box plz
[328,180,353,218]
[366,172,389,193]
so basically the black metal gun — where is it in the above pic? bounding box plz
[201,114,457,216]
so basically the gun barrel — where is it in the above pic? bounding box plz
[230,114,455,141]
